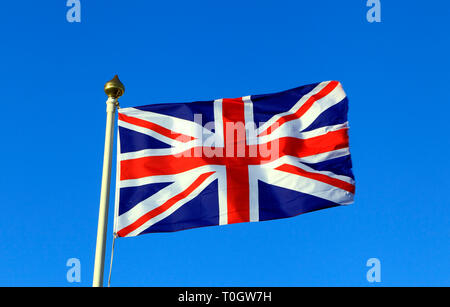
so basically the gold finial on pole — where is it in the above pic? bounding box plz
[104,75,125,98]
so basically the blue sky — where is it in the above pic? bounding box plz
[0,1,449,286]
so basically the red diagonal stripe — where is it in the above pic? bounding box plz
[275,163,355,193]
[117,171,215,237]
[119,112,196,143]
[258,81,340,137]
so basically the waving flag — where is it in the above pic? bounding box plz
[113,81,355,237]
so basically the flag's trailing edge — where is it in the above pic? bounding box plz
[113,81,355,237]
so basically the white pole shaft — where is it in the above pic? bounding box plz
[93,97,117,287]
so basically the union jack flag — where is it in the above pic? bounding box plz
[114,81,355,237]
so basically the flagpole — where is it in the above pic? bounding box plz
[93,75,125,287]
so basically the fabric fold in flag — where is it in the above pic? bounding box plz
[114,81,355,237]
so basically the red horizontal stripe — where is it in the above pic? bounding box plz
[275,163,355,193]
[117,171,215,237]
[120,128,349,180]
[277,128,349,159]
[118,112,195,143]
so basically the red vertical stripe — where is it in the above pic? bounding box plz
[222,98,250,224]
